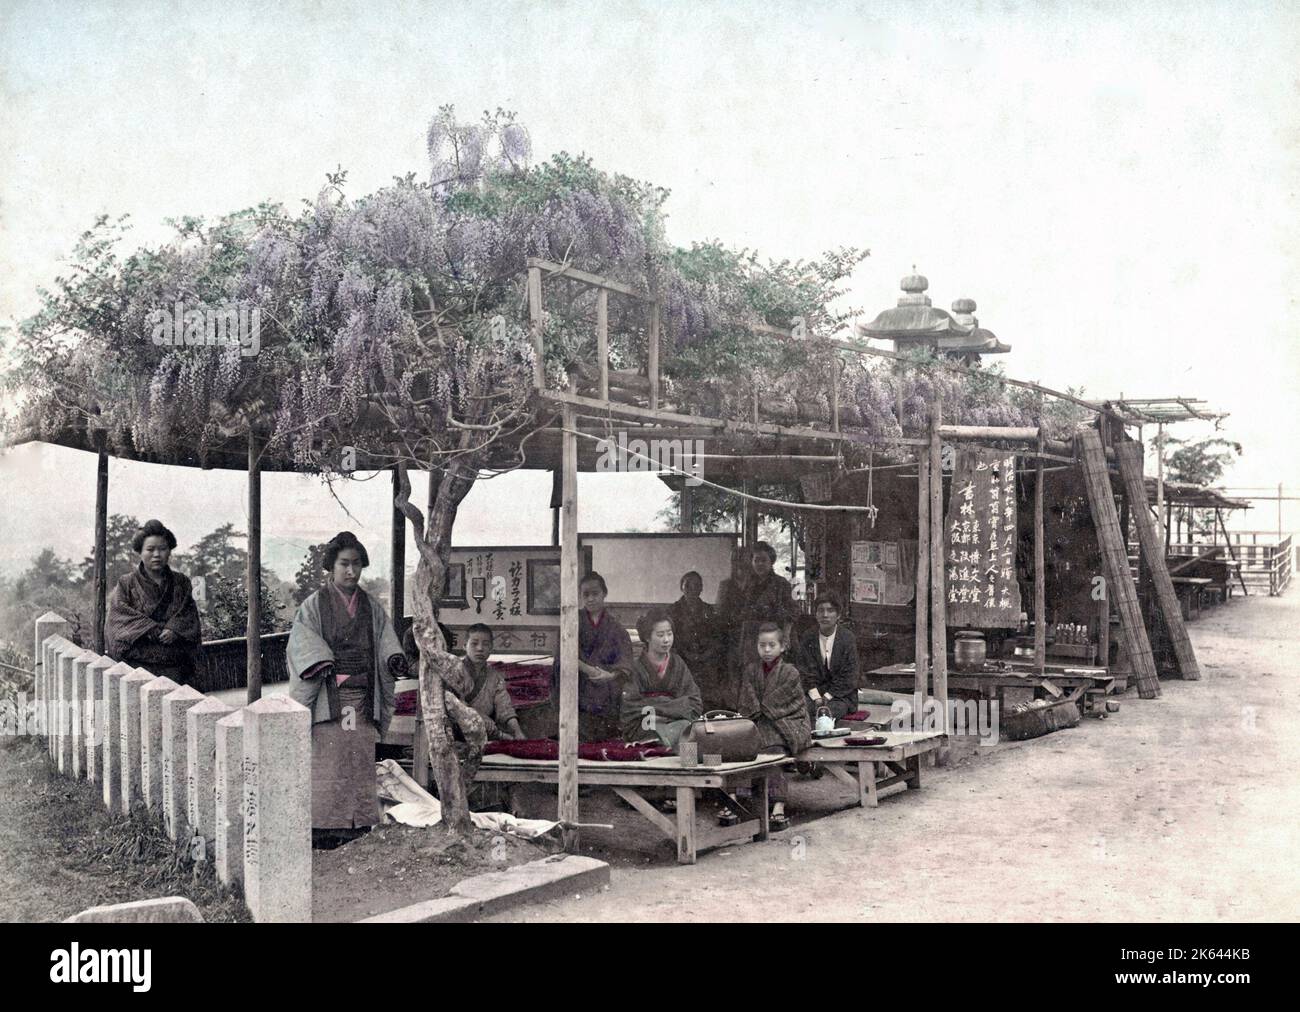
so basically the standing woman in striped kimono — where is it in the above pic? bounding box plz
[287,532,406,846]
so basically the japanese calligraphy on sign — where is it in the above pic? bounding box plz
[944,447,1022,627]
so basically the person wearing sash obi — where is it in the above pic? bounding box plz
[287,532,406,843]
[105,519,204,684]
[551,572,632,741]
[732,542,798,691]
[459,623,524,741]
[735,623,810,831]
[618,608,702,749]
[796,592,859,722]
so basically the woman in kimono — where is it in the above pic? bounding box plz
[287,531,406,845]
[667,571,726,711]
[734,622,811,831]
[552,572,632,741]
[105,520,203,684]
[618,608,702,749]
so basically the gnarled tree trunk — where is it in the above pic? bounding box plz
[394,452,485,838]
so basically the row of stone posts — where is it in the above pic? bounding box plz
[32,612,312,922]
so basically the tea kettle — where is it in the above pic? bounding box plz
[814,706,836,735]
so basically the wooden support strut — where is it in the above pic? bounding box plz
[558,393,580,849]
[928,397,948,730]
[1115,439,1201,680]
[1077,430,1160,698]
[914,447,930,699]
[1034,432,1046,674]
[92,428,109,655]
[246,428,263,704]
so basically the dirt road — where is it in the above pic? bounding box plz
[490,592,1300,921]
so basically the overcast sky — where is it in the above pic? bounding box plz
[2,0,1297,570]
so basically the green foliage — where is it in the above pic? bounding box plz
[201,575,283,640]
[1164,436,1242,487]
[292,542,330,605]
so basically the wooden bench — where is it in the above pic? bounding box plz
[795,731,945,809]
[1170,576,1212,619]
[473,752,789,864]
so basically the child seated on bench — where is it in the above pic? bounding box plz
[459,623,524,741]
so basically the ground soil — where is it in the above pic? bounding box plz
[489,590,1300,921]
[0,737,250,922]
[312,821,552,922]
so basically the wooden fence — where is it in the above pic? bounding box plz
[1164,534,1292,596]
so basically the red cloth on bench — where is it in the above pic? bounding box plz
[391,661,555,716]
[484,738,674,762]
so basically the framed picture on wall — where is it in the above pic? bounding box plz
[439,563,467,607]
[527,558,562,615]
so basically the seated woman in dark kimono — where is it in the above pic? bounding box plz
[105,519,203,684]
[734,622,811,832]
[551,572,633,741]
[618,608,702,749]
[729,542,798,696]
[286,532,406,846]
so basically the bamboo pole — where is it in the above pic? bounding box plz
[1078,430,1160,698]
[1156,422,1165,551]
[914,449,930,700]
[558,396,580,849]
[928,397,947,733]
[1115,439,1200,680]
[1034,432,1046,674]
[246,429,263,704]
[92,428,108,655]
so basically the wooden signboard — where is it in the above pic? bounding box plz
[945,447,1022,627]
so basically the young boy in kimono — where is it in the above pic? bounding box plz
[735,622,811,831]
[459,623,524,741]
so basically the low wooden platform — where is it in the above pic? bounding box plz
[474,752,789,864]
[795,731,945,809]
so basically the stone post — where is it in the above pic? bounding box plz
[42,636,70,746]
[101,662,133,812]
[243,697,312,922]
[139,675,178,813]
[85,656,113,784]
[33,613,67,742]
[214,709,245,887]
[119,669,155,814]
[70,650,99,779]
[186,698,234,861]
[57,648,78,774]
[162,685,204,841]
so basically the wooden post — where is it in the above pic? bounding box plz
[390,468,405,625]
[92,429,109,655]
[558,399,580,849]
[528,265,545,389]
[927,398,947,732]
[1034,433,1046,675]
[648,300,661,411]
[1115,439,1200,680]
[742,479,759,545]
[1216,509,1248,596]
[830,355,841,433]
[680,484,693,533]
[246,429,263,704]
[596,288,609,400]
[1078,430,1160,698]
[914,451,929,700]
[1155,422,1165,551]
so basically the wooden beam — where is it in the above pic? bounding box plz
[1034,432,1046,674]
[928,397,947,730]
[246,429,263,704]
[680,484,693,533]
[914,447,930,698]
[830,354,841,433]
[528,265,545,389]
[535,389,929,447]
[558,398,580,849]
[526,257,651,301]
[92,429,108,655]
[1077,429,1160,698]
[596,288,609,401]
[390,468,405,624]
[1116,439,1200,680]
[648,300,660,411]
[939,425,1040,442]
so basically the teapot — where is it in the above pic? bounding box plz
[814,706,836,735]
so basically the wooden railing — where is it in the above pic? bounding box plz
[1159,536,1293,597]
